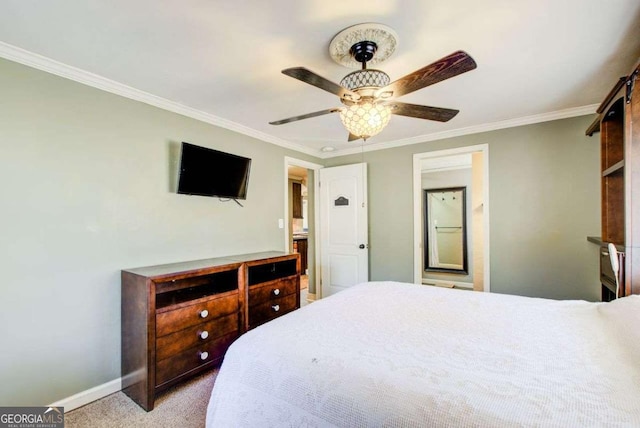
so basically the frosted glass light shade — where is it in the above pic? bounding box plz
[339,102,391,139]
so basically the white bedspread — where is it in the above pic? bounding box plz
[206,282,640,427]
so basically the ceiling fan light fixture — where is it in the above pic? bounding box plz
[272,23,477,143]
[339,101,391,140]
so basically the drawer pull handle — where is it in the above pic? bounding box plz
[200,331,209,340]
[199,351,209,361]
[200,309,209,318]
[273,288,280,296]
[272,304,280,312]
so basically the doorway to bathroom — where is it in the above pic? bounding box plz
[285,157,322,305]
[413,144,490,291]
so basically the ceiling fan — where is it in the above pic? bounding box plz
[270,24,477,141]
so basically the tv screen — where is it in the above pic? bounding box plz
[177,142,251,200]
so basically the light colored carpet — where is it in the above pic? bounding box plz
[65,368,218,427]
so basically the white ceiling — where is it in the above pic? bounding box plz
[1,0,639,157]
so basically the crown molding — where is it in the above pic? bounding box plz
[0,42,598,160]
[322,104,599,158]
[0,41,319,157]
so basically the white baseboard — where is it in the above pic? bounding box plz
[49,377,122,412]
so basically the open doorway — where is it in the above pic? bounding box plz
[413,145,490,291]
[285,157,322,305]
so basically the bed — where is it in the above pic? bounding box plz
[206,281,640,427]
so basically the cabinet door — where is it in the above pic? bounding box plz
[292,182,303,219]
[298,239,308,272]
[626,65,640,296]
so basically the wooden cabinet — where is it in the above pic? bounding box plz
[587,58,640,300]
[121,251,299,410]
[292,182,303,219]
[293,237,308,273]
[601,97,625,245]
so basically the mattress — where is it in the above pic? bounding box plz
[206,281,640,427]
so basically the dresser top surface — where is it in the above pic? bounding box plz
[225,251,294,262]
[123,251,295,278]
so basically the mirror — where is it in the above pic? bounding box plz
[424,187,468,274]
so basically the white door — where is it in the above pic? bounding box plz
[319,163,369,297]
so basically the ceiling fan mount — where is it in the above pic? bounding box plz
[328,23,399,69]
[270,23,478,142]
[339,41,391,99]
[349,40,378,66]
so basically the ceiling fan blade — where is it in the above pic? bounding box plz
[269,108,340,125]
[377,51,477,99]
[387,102,459,122]
[282,67,361,102]
[348,133,361,142]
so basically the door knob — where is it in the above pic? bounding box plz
[359,244,366,249]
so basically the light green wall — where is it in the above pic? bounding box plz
[325,115,601,301]
[0,58,321,406]
[0,54,602,407]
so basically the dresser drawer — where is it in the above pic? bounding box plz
[156,313,238,361]
[249,277,298,307]
[249,292,298,328]
[156,331,237,387]
[156,293,238,337]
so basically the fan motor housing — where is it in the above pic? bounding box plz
[340,69,390,90]
[350,41,377,64]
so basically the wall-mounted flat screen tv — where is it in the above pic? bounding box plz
[177,142,251,200]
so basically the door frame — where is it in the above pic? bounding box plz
[412,144,490,290]
[284,156,323,298]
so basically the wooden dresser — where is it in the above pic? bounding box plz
[121,251,300,411]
